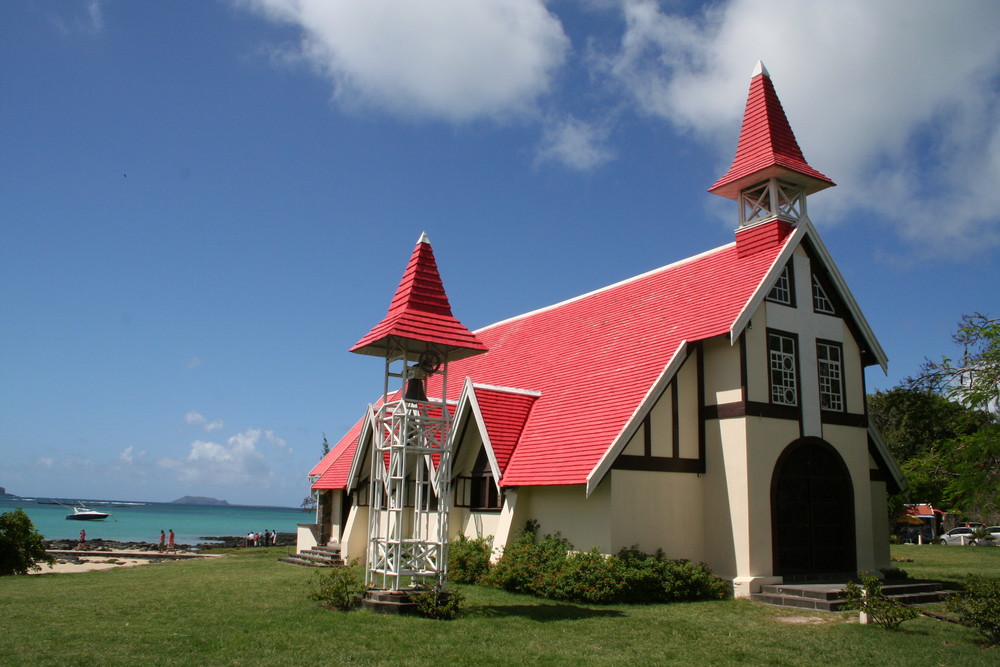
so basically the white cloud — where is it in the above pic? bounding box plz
[38,457,54,468]
[185,355,204,370]
[596,0,1000,257]
[48,0,105,36]
[238,0,570,121]
[158,428,273,486]
[185,410,224,433]
[119,446,133,464]
[535,116,615,170]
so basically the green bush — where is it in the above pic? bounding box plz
[308,559,366,611]
[0,507,54,576]
[842,575,918,630]
[411,586,464,620]
[448,532,493,584]
[483,525,729,604]
[945,575,1000,644]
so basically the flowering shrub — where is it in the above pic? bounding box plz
[483,523,729,604]
[447,532,493,585]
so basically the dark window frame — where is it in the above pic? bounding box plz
[768,329,800,407]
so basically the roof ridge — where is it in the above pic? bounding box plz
[471,383,542,397]
[475,241,736,334]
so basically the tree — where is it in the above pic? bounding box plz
[915,313,1000,413]
[868,387,999,518]
[321,433,330,457]
[868,388,989,462]
[0,507,55,576]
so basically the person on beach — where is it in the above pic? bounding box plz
[77,529,86,550]
[167,529,175,552]
[158,530,166,552]
[246,531,253,548]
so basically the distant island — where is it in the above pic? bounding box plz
[170,496,229,506]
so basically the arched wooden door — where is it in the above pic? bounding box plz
[771,438,856,576]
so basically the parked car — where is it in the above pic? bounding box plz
[939,526,999,545]
[939,527,976,545]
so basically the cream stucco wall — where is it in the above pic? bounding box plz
[608,469,705,559]
[517,483,612,553]
[341,505,369,563]
[703,335,742,406]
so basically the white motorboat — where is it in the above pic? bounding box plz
[65,506,110,521]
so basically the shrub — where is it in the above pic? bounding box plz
[483,526,729,604]
[483,521,570,596]
[0,507,55,576]
[411,586,464,620]
[945,575,1000,645]
[448,532,493,585]
[842,574,918,630]
[552,548,626,603]
[309,559,366,611]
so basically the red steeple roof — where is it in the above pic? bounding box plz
[351,233,487,360]
[709,62,834,200]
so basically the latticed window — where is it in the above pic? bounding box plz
[812,274,835,314]
[818,342,844,411]
[769,332,797,406]
[768,265,793,305]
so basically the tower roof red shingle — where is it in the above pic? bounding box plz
[709,62,834,200]
[350,233,487,360]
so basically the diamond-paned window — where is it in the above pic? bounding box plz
[818,342,844,411]
[768,265,793,305]
[812,274,835,314]
[768,332,797,406]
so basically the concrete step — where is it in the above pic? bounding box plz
[753,580,953,612]
[278,544,344,568]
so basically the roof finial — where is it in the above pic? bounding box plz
[417,231,430,245]
[752,60,769,78]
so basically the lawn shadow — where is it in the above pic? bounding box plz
[468,603,627,622]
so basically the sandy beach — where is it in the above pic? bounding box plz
[29,547,220,575]
[30,556,152,575]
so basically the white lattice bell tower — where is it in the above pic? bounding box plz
[350,233,487,594]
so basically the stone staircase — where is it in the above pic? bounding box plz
[279,544,343,568]
[753,579,954,612]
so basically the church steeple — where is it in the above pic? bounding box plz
[709,62,834,229]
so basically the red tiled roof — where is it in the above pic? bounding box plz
[351,233,487,360]
[414,232,788,488]
[469,385,539,475]
[312,415,367,490]
[709,63,834,200]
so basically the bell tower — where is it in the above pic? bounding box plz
[350,232,487,598]
[709,62,835,230]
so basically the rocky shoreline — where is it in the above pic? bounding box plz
[45,533,296,553]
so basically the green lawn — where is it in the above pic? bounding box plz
[0,545,997,666]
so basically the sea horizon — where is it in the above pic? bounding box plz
[1,496,313,546]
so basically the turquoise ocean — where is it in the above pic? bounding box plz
[0,497,312,546]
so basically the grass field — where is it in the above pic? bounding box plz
[1,545,998,665]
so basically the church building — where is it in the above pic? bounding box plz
[299,62,905,597]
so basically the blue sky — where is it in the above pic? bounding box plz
[2,0,998,507]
